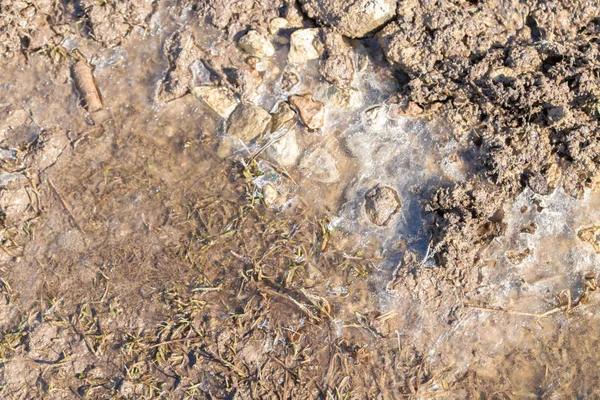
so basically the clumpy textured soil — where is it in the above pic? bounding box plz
[1,0,600,398]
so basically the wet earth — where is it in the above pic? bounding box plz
[1,0,600,398]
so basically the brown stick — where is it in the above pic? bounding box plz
[72,60,103,112]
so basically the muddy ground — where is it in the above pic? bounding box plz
[1,0,600,398]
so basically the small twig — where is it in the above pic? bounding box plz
[148,336,203,349]
[48,179,86,234]
[251,121,297,162]
[467,305,551,319]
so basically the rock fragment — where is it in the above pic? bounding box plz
[238,30,275,58]
[266,129,300,166]
[326,86,360,108]
[388,101,423,118]
[281,70,300,92]
[226,103,271,142]
[192,86,238,119]
[270,102,296,133]
[269,18,289,35]
[262,184,278,207]
[288,29,321,64]
[0,171,27,190]
[506,249,531,265]
[320,32,354,87]
[299,0,396,38]
[578,226,600,254]
[157,30,200,102]
[289,94,325,130]
[364,185,401,226]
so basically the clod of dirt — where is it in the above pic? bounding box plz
[226,103,271,142]
[299,0,396,38]
[192,86,239,119]
[78,0,153,47]
[0,105,31,134]
[527,164,560,196]
[320,32,354,87]
[289,94,325,130]
[299,148,340,183]
[72,60,103,113]
[578,226,600,254]
[157,30,201,103]
[238,30,275,58]
[506,248,531,265]
[364,185,401,226]
[388,100,423,118]
[288,29,322,64]
[0,0,61,57]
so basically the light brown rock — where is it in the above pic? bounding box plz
[289,94,325,130]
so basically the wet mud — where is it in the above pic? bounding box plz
[0,0,600,398]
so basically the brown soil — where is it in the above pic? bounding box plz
[0,0,600,398]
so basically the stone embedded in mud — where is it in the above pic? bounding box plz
[505,248,531,265]
[363,105,388,131]
[238,30,275,58]
[288,29,322,64]
[578,226,600,254]
[0,171,27,190]
[262,184,279,207]
[289,94,325,130]
[192,86,239,119]
[281,70,300,92]
[299,0,396,38]
[266,129,300,167]
[364,185,401,226]
[215,135,239,158]
[270,102,296,133]
[269,18,289,35]
[527,164,560,196]
[326,86,360,108]
[226,103,272,142]
[546,105,570,125]
[299,148,340,183]
[157,30,201,103]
